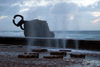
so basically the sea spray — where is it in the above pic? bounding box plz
[62,39,66,48]
[54,32,59,48]
[44,38,51,47]
[27,37,53,50]
[46,39,49,47]
[47,39,52,47]
[27,38,33,52]
[62,32,67,48]
[56,39,59,48]
[75,40,79,49]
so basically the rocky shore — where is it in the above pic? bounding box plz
[0,45,99,67]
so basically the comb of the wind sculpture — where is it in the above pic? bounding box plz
[13,15,54,37]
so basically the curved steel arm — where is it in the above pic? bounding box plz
[13,15,24,30]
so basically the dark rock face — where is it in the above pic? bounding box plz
[18,52,39,58]
[32,49,48,52]
[70,54,85,58]
[24,19,54,37]
[43,55,63,59]
[50,51,66,56]
[59,50,72,52]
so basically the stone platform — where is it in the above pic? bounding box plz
[0,45,99,67]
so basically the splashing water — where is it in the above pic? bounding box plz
[27,38,33,52]
[75,40,79,49]
[62,32,67,48]
[56,39,59,48]
[62,39,66,48]
[46,39,51,47]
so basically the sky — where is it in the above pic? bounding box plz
[0,0,100,31]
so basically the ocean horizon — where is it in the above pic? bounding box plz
[0,31,100,40]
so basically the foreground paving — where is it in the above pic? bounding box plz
[0,57,100,67]
[0,45,99,67]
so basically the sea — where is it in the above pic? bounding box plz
[0,31,100,40]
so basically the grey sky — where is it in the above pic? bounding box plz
[0,0,100,31]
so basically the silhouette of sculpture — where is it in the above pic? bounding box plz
[13,15,54,37]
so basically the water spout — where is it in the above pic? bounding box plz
[27,38,33,52]
[56,39,59,48]
[62,39,66,48]
[75,40,79,49]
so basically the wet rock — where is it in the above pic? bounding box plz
[18,55,25,58]
[18,52,39,58]
[59,50,72,52]
[70,54,85,58]
[50,51,66,56]
[43,55,63,59]
[87,53,100,57]
[32,49,48,52]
